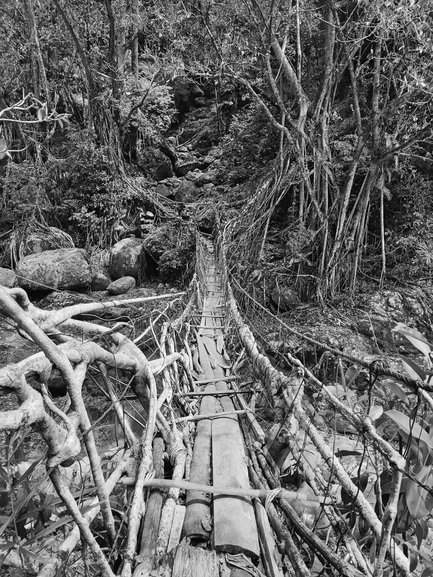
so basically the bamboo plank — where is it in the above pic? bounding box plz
[137,436,165,562]
[212,408,260,559]
[167,505,186,552]
[171,542,221,577]
[182,386,217,542]
[138,478,330,506]
[194,375,238,385]
[176,409,249,423]
[207,348,260,559]
[182,389,254,397]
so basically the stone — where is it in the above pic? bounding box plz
[0,267,17,288]
[176,160,202,177]
[185,170,204,183]
[203,155,215,166]
[178,120,208,144]
[175,180,200,203]
[91,272,111,291]
[0,326,39,365]
[143,229,169,262]
[203,183,215,192]
[198,170,218,185]
[21,226,75,257]
[16,248,91,291]
[153,161,174,181]
[156,183,174,198]
[37,291,95,310]
[107,276,136,295]
[108,238,145,281]
[166,177,182,188]
[270,286,300,312]
[39,290,133,321]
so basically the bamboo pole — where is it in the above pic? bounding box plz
[182,385,217,542]
[134,436,165,576]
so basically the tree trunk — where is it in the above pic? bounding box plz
[23,0,50,104]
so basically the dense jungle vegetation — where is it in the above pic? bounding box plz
[0,0,432,298]
[2,2,433,577]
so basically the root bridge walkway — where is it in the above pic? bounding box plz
[0,233,415,577]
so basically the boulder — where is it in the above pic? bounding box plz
[156,183,175,199]
[271,286,300,312]
[21,227,74,257]
[108,238,145,280]
[16,248,91,291]
[0,326,40,365]
[91,272,111,291]
[178,119,209,144]
[153,161,174,181]
[0,267,17,288]
[198,169,218,185]
[202,155,215,166]
[107,276,136,295]
[165,177,182,188]
[143,228,170,263]
[176,160,202,177]
[175,180,200,203]
[185,170,203,183]
[38,290,132,322]
[37,291,95,309]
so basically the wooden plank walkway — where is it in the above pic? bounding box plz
[182,239,260,560]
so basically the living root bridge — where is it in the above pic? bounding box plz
[0,233,415,576]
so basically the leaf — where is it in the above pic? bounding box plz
[399,356,426,381]
[37,104,48,121]
[368,405,383,421]
[326,384,356,401]
[309,555,324,575]
[369,537,377,564]
[24,515,74,545]
[410,553,419,574]
[382,379,408,402]
[415,518,429,548]
[334,437,363,457]
[405,470,433,520]
[393,323,431,359]
[385,410,433,451]
[344,365,361,387]
[0,137,8,160]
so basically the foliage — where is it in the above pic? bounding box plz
[372,324,433,572]
[144,222,195,282]
[120,74,176,144]
[219,102,280,186]
[0,161,54,228]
